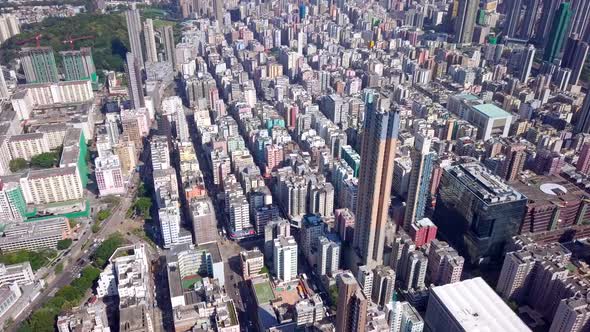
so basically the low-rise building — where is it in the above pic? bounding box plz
[240,249,264,279]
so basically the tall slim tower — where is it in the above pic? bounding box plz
[454,0,478,43]
[143,19,158,63]
[403,134,434,230]
[520,0,541,39]
[19,47,59,83]
[353,90,400,268]
[162,25,176,69]
[499,142,526,181]
[60,47,98,90]
[520,44,536,83]
[544,2,572,63]
[570,0,590,41]
[562,36,589,85]
[213,0,224,28]
[536,0,560,44]
[575,93,590,133]
[125,7,144,67]
[125,52,145,109]
[505,0,523,38]
[335,271,368,332]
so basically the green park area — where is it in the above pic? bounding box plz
[0,249,56,271]
[0,13,130,72]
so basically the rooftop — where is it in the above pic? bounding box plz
[430,277,531,332]
[446,163,525,205]
[472,103,512,119]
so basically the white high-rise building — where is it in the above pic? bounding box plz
[95,153,125,196]
[162,96,190,142]
[356,265,374,299]
[317,235,341,276]
[159,206,181,248]
[0,14,20,44]
[387,301,424,332]
[20,167,84,204]
[273,235,298,282]
[229,195,249,233]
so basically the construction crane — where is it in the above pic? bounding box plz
[62,35,95,50]
[16,33,45,48]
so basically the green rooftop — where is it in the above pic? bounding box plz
[253,280,275,304]
[472,104,511,119]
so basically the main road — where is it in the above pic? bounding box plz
[9,173,140,331]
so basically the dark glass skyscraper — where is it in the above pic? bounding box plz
[433,163,527,264]
[544,2,572,63]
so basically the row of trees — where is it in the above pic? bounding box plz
[17,266,100,332]
[17,232,126,332]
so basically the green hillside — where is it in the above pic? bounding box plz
[0,13,129,72]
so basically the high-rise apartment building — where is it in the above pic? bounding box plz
[544,2,572,63]
[433,162,527,263]
[213,0,224,27]
[387,301,424,332]
[504,0,522,38]
[453,0,478,44]
[569,0,590,42]
[356,265,374,299]
[20,47,59,83]
[519,45,536,83]
[159,205,181,248]
[125,52,145,109]
[0,181,27,223]
[125,7,144,67]
[20,167,84,205]
[317,235,340,276]
[372,265,395,307]
[550,296,590,332]
[60,48,98,90]
[499,141,527,181]
[190,197,217,245]
[403,134,434,229]
[427,239,464,286]
[162,25,176,69]
[273,235,298,282]
[577,142,590,174]
[0,14,20,44]
[562,36,589,85]
[575,93,590,134]
[264,219,290,266]
[353,91,400,268]
[143,19,158,63]
[335,271,368,332]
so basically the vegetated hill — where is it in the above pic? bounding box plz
[0,13,130,72]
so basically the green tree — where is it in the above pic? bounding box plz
[260,266,269,275]
[55,262,63,274]
[30,152,58,168]
[91,221,101,233]
[134,197,152,219]
[328,285,338,310]
[57,239,73,250]
[9,158,28,172]
[0,249,56,271]
[96,209,111,222]
[93,232,125,267]
[68,218,78,228]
